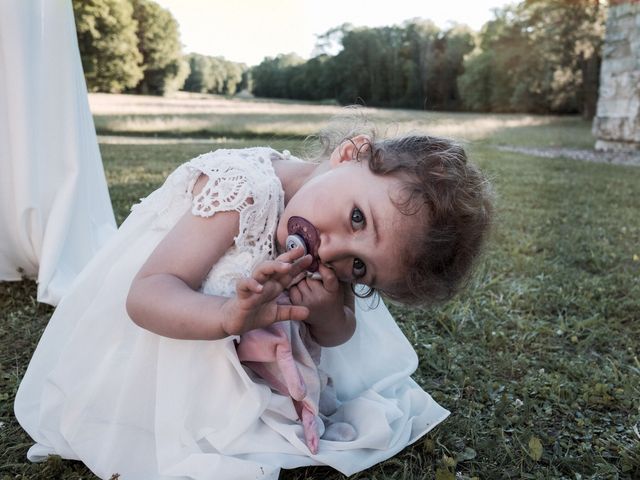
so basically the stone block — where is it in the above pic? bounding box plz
[605,30,628,44]
[593,117,626,140]
[597,99,636,117]
[595,139,640,151]
[622,118,640,141]
[596,73,640,102]
[593,115,640,144]
[603,42,631,59]
[615,15,637,32]
[612,3,635,18]
[599,80,633,102]
[597,79,617,100]
[603,57,637,74]
[617,71,640,92]
[593,117,621,139]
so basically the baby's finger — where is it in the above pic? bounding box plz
[288,285,302,305]
[252,260,292,283]
[291,253,313,272]
[278,255,313,288]
[286,270,307,289]
[236,277,264,297]
[274,304,309,323]
[276,246,306,263]
[296,278,312,297]
[260,255,312,291]
[318,263,339,293]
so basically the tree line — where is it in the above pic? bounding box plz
[72,0,249,95]
[73,0,606,116]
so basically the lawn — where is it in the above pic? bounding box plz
[1,94,639,479]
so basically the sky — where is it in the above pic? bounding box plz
[154,0,514,67]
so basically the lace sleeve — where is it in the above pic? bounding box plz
[185,148,284,259]
[190,162,254,218]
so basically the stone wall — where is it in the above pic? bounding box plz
[592,0,640,150]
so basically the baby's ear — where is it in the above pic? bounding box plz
[351,134,372,155]
[330,134,372,166]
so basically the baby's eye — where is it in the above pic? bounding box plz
[351,207,365,230]
[353,258,367,279]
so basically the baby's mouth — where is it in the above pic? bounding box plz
[286,216,320,272]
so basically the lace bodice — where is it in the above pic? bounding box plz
[132,147,287,297]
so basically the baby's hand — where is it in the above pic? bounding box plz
[221,247,312,336]
[287,263,346,326]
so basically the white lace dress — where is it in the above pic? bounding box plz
[14,147,449,480]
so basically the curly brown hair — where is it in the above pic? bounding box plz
[365,135,493,306]
[309,110,494,307]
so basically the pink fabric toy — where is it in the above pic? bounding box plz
[236,292,356,454]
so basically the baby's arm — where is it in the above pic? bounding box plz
[126,175,311,340]
[288,264,356,347]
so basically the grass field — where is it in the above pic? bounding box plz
[1,93,639,479]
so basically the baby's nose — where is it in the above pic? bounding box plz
[317,234,348,267]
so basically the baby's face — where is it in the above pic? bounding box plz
[277,157,420,292]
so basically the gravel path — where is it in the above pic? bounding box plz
[497,145,640,167]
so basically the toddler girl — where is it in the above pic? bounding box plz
[14,116,492,480]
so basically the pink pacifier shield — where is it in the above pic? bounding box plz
[287,216,320,272]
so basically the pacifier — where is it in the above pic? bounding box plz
[286,216,320,272]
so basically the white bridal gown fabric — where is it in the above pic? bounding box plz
[0,0,116,305]
[15,148,450,480]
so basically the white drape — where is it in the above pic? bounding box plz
[0,0,117,305]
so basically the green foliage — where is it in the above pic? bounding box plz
[73,0,188,95]
[130,0,189,95]
[182,54,246,95]
[456,49,493,111]
[287,55,337,101]
[458,0,606,116]
[250,22,474,109]
[73,0,143,93]
[251,53,307,99]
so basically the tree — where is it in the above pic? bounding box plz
[457,48,493,111]
[458,0,605,115]
[400,20,440,108]
[222,61,244,95]
[73,0,143,92]
[131,0,188,95]
[183,54,210,93]
[437,25,475,110]
[522,0,605,118]
[249,21,474,110]
[182,54,247,95]
[251,54,305,98]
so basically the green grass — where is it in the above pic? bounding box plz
[1,94,639,479]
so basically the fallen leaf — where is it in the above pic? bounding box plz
[528,436,543,461]
[456,447,477,462]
